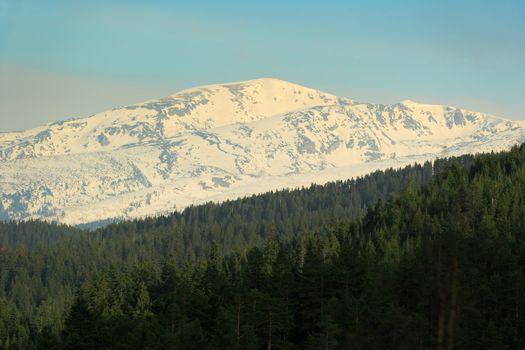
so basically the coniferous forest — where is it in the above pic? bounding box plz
[2,146,525,349]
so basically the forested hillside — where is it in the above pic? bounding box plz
[3,147,525,349]
[0,158,439,349]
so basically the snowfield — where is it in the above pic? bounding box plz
[1,78,524,225]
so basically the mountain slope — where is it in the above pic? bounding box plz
[1,78,524,224]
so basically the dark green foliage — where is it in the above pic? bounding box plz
[0,298,31,349]
[0,160,436,332]
[2,146,525,348]
[0,220,81,249]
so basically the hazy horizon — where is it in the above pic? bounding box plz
[1,0,524,131]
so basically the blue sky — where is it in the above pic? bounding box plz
[1,0,524,131]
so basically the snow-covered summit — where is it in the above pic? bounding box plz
[0,78,345,161]
[1,78,523,225]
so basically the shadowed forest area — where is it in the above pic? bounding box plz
[2,146,525,349]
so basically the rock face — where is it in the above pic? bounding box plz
[1,78,524,224]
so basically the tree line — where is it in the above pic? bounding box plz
[4,147,524,349]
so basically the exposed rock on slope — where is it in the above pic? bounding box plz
[1,78,523,224]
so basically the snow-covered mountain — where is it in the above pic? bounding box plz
[1,78,524,225]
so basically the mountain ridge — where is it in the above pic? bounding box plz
[1,78,524,224]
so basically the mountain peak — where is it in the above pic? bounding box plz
[0,77,343,161]
[172,77,317,94]
[170,77,338,103]
[228,77,293,86]
[1,79,524,224]
[400,99,418,105]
